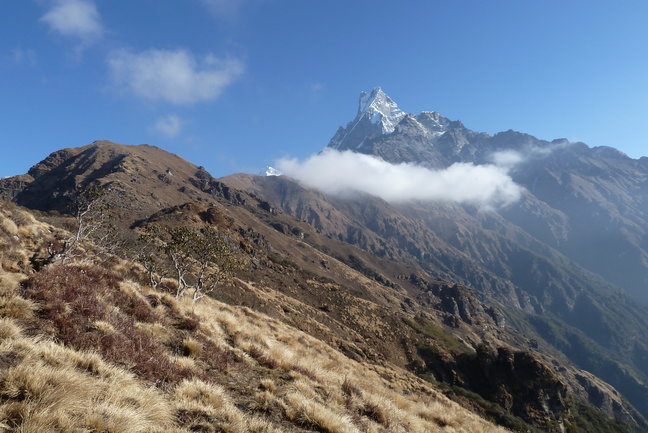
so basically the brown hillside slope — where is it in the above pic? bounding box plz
[137,197,639,433]
[0,202,508,433]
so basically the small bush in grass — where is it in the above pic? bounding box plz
[259,378,276,392]
[114,291,160,323]
[253,390,277,412]
[197,339,234,373]
[182,338,203,358]
[361,401,390,427]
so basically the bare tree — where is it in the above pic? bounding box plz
[36,184,114,268]
[136,225,165,289]
[188,228,239,303]
[139,225,240,303]
[163,226,195,298]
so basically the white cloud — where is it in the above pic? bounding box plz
[276,150,523,208]
[41,0,103,40]
[152,114,183,138]
[107,48,243,105]
[490,149,525,169]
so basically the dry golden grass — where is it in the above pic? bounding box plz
[188,296,509,433]
[0,295,36,320]
[0,202,509,433]
[0,323,176,433]
[0,216,18,236]
[284,391,360,433]
[174,378,283,433]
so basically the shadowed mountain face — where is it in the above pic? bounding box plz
[2,140,647,431]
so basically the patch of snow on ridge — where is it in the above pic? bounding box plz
[417,111,450,134]
[264,166,282,176]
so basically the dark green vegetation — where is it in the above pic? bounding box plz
[529,313,648,419]
[440,384,545,433]
[564,400,636,433]
[404,317,472,355]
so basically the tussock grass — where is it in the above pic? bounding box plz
[175,378,283,433]
[0,325,175,433]
[284,391,360,433]
[0,294,36,320]
[0,216,18,236]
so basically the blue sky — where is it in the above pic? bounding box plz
[2,0,648,177]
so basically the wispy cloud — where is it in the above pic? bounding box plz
[488,140,571,170]
[151,114,184,138]
[107,48,244,105]
[41,0,103,41]
[276,150,523,208]
[10,48,37,66]
[489,149,525,170]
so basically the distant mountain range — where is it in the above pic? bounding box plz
[2,89,648,432]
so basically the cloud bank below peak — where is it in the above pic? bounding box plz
[276,150,523,208]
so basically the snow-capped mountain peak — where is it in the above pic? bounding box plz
[328,88,409,150]
[328,88,453,151]
[357,87,406,134]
